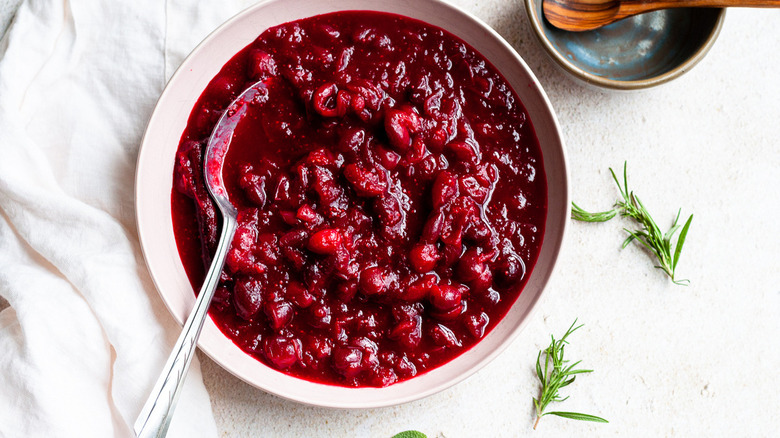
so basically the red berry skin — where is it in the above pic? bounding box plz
[430,302,465,322]
[384,107,422,152]
[247,48,278,79]
[312,83,339,117]
[287,281,315,308]
[359,267,388,296]
[307,228,342,254]
[233,278,263,320]
[388,315,422,349]
[262,336,302,369]
[264,301,294,330]
[431,171,459,209]
[409,243,440,273]
[403,274,437,302]
[457,248,489,282]
[331,345,364,378]
[465,312,490,339]
[369,366,398,387]
[343,164,387,197]
[429,284,465,311]
[430,323,462,348]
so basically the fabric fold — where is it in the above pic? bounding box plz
[0,0,220,436]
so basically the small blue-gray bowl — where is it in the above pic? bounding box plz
[524,0,726,90]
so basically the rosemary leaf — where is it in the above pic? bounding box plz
[544,411,609,423]
[571,202,618,222]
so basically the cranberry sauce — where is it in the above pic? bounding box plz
[171,11,547,387]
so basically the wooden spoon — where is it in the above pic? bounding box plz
[543,0,780,32]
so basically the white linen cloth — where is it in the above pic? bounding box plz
[0,0,253,436]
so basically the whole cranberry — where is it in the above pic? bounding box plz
[308,228,343,254]
[495,253,526,288]
[395,356,417,378]
[446,140,479,164]
[262,336,302,369]
[429,284,464,311]
[457,248,491,283]
[331,345,364,378]
[264,301,294,330]
[409,243,440,273]
[280,229,309,247]
[233,277,263,320]
[308,301,332,328]
[421,210,445,243]
[209,75,239,103]
[430,302,465,321]
[359,267,389,296]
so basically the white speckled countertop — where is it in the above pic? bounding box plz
[2,1,778,436]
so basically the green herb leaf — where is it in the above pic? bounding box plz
[391,431,427,438]
[571,162,693,285]
[672,213,693,275]
[571,202,618,222]
[544,411,609,423]
[533,320,607,430]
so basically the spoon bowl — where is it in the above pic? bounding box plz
[133,82,269,438]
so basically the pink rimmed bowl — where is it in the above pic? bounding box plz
[135,0,568,409]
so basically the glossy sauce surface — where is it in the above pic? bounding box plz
[172,11,547,387]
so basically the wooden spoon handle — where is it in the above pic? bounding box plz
[618,0,780,17]
[544,0,780,32]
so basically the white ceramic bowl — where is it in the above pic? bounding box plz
[135,0,568,408]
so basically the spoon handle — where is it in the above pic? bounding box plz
[619,0,780,13]
[133,215,237,438]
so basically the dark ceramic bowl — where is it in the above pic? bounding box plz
[524,0,725,90]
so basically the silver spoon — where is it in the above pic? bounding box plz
[134,80,269,438]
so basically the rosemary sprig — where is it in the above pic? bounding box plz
[533,320,607,430]
[572,163,693,285]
